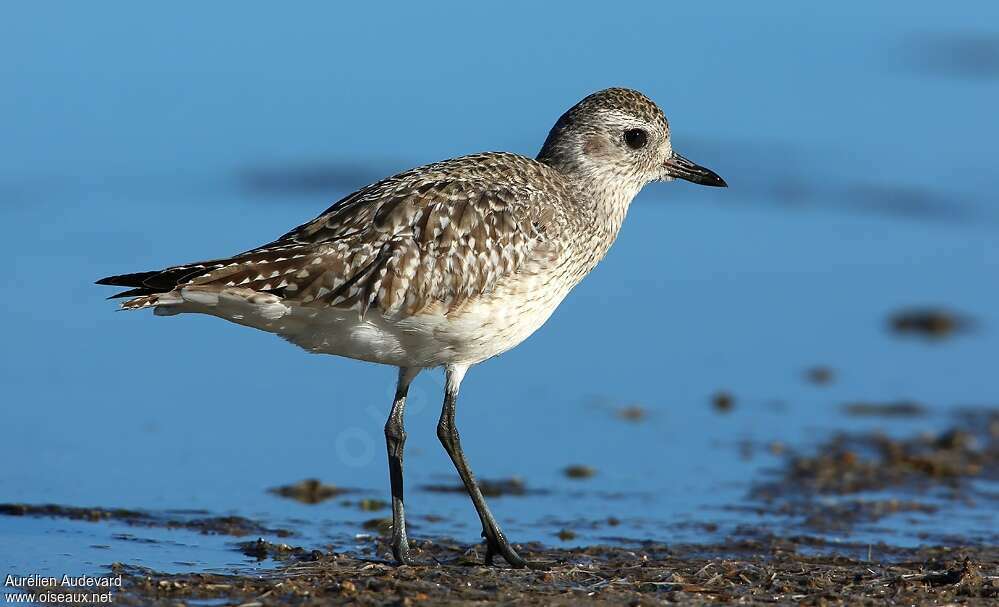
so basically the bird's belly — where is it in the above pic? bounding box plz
[301,277,570,366]
[429,276,573,364]
[165,271,574,368]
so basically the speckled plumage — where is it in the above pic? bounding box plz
[212,152,569,318]
[101,89,707,367]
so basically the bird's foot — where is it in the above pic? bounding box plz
[482,531,550,570]
[391,535,418,566]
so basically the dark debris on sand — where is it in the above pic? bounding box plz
[421,477,544,498]
[616,404,648,421]
[888,307,974,339]
[0,503,293,537]
[711,391,735,413]
[269,478,355,504]
[111,537,999,606]
[785,428,992,495]
[749,409,999,535]
[842,400,927,418]
[238,538,326,562]
[804,366,834,386]
[563,465,598,480]
[758,409,998,497]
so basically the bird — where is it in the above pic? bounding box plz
[97,87,726,568]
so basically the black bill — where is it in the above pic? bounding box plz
[664,152,727,187]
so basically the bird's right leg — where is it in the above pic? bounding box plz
[384,366,421,565]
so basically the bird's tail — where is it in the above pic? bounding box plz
[96,270,184,311]
[120,294,162,310]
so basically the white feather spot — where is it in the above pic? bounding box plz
[181,288,219,306]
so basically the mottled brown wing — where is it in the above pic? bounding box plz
[183,156,563,317]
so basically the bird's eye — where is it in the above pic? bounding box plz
[623,128,648,150]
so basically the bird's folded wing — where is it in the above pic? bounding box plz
[128,158,564,318]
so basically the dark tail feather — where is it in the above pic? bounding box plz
[98,251,305,302]
[96,264,218,293]
[96,271,160,287]
[107,287,159,299]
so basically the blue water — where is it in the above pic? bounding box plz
[2,1,998,576]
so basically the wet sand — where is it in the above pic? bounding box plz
[107,538,999,605]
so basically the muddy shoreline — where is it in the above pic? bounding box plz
[111,536,998,606]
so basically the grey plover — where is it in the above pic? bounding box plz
[97,88,726,568]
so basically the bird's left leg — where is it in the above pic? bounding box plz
[436,364,544,569]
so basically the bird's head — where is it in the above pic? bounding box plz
[537,88,726,193]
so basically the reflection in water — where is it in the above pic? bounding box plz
[680,140,984,223]
[841,183,978,222]
[240,163,398,196]
[905,32,999,80]
[240,148,987,225]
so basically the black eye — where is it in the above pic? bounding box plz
[623,128,648,150]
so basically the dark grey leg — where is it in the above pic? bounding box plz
[385,366,420,564]
[436,364,540,569]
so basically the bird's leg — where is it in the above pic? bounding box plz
[384,366,420,565]
[436,364,541,569]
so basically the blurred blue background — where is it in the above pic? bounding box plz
[1,1,997,574]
